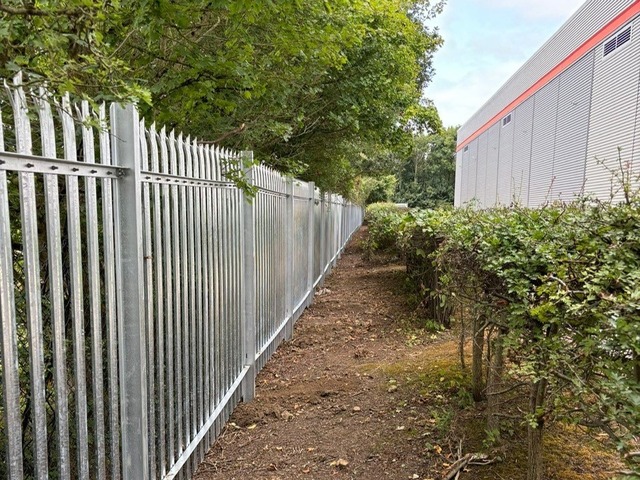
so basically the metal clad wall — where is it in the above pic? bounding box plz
[458,0,635,144]
[529,77,560,207]
[485,123,501,206]
[586,16,640,200]
[454,150,463,207]
[497,114,515,205]
[460,145,471,204]
[466,139,479,204]
[511,97,535,204]
[475,133,489,207]
[458,149,466,206]
[634,55,640,187]
[552,51,594,202]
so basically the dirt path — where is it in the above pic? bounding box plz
[194,228,439,480]
[194,227,621,480]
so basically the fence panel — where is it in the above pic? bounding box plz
[293,181,311,312]
[0,82,125,480]
[0,80,363,480]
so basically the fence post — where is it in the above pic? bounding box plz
[331,194,338,268]
[241,151,257,402]
[306,182,315,307]
[319,192,327,285]
[111,103,149,480]
[285,178,294,340]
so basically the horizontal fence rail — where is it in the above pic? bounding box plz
[0,77,364,480]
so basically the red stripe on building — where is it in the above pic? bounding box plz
[456,0,640,152]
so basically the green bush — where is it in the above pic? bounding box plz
[363,202,404,255]
[396,199,640,476]
[398,208,454,326]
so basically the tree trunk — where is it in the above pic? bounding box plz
[487,328,505,431]
[471,312,486,402]
[527,379,548,480]
[458,305,466,371]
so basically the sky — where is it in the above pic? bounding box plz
[426,0,586,128]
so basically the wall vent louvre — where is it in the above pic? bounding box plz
[502,113,512,126]
[463,145,469,152]
[618,26,631,46]
[604,38,617,55]
[604,25,632,57]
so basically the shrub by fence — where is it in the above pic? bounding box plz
[0,78,363,480]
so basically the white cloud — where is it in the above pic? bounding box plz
[476,0,585,20]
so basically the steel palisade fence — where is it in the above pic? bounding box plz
[0,77,364,480]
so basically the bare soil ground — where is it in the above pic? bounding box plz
[194,228,622,480]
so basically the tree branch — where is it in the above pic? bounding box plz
[200,123,246,144]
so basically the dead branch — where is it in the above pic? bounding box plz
[486,382,528,396]
[443,454,473,480]
[442,453,498,480]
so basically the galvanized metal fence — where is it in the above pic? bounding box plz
[0,79,363,480]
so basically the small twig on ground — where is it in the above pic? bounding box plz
[442,453,499,480]
[454,439,463,480]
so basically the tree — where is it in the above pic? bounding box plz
[352,175,398,205]
[0,0,445,196]
[0,0,148,102]
[121,0,445,195]
[396,125,457,208]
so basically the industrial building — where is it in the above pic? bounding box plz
[454,0,640,207]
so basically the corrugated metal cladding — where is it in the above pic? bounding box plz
[496,112,514,205]
[552,51,594,202]
[458,0,635,144]
[529,77,559,207]
[466,139,479,202]
[586,15,640,201]
[459,139,476,204]
[454,150,463,206]
[484,123,501,206]
[511,97,535,204]
[454,0,640,208]
[475,133,488,207]
[458,145,470,205]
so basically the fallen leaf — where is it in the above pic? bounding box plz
[281,410,294,421]
[330,458,349,468]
